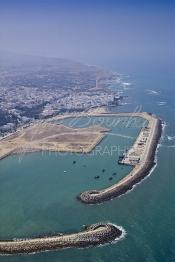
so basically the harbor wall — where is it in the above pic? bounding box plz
[78,118,162,204]
[0,223,122,255]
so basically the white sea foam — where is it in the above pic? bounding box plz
[158,124,175,148]
[162,121,167,129]
[122,82,131,86]
[162,145,175,148]
[157,101,167,106]
[119,159,158,199]
[111,224,126,242]
[167,135,175,141]
[116,121,164,199]
[97,223,126,248]
[146,89,159,95]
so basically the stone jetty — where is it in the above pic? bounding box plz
[78,112,162,204]
[0,223,122,255]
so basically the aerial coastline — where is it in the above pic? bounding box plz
[0,111,162,254]
[0,111,162,204]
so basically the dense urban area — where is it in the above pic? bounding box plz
[0,53,125,136]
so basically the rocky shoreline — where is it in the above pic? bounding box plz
[0,223,122,255]
[78,116,162,204]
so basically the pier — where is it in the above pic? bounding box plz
[78,112,162,204]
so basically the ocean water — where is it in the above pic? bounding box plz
[0,62,175,262]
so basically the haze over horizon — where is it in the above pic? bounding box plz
[0,1,175,262]
[0,0,174,69]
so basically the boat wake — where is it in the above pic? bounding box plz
[160,144,175,148]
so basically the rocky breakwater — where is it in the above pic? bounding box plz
[78,116,162,204]
[0,223,122,255]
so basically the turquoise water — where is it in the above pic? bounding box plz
[0,64,175,262]
[0,118,143,236]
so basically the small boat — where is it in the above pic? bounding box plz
[64,170,67,173]
[94,176,100,179]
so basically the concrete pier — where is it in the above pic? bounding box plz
[78,113,162,204]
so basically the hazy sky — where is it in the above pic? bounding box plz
[0,0,174,65]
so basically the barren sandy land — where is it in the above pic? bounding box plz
[0,123,109,160]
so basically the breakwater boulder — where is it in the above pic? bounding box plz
[0,223,122,255]
[78,118,162,204]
